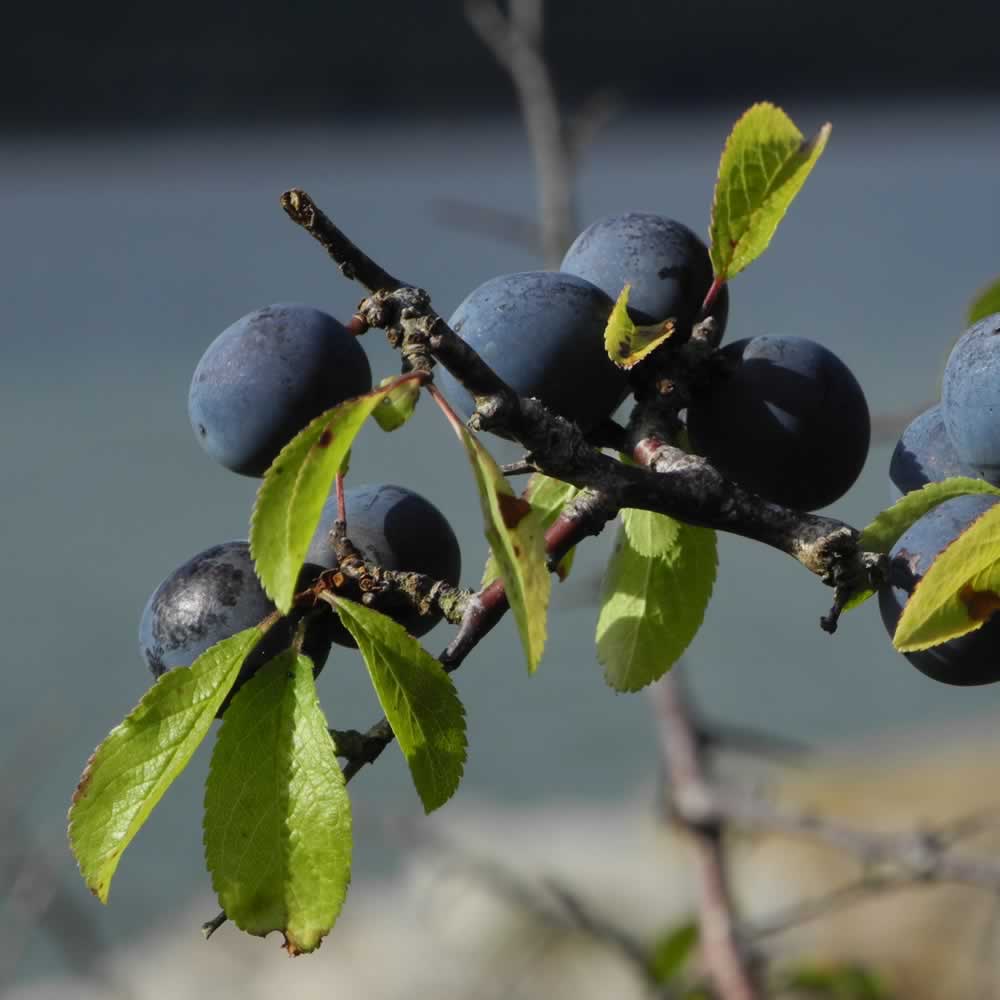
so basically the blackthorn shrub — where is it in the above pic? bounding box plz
[435,271,628,429]
[878,494,1000,686]
[189,303,372,477]
[942,312,1000,480]
[560,212,729,336]
[307,483,462,643]
[889,404,979,501]
[687,335,870,511]
[139,541,332,714]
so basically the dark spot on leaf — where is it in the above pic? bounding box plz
[317,429,333,448]
[959,584,1000,622]
[513,544,522,557]
[72,756,97,804]
[498,493,532,530]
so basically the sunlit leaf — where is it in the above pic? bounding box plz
[69,628,264,902]
[603,284,676,369]
[968,275,1000,326]
[251,382,398,612]
[894,502,1000,651]
[860,476,1000,554]
[710,102,831,280]
[596,511,717,691]
[439,406,550,672]
[482,473,580,586]
[204,649,351,954]
[333,597,466,812]
[372,375,421,432]
[842,477,1000,612]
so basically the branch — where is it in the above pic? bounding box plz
[279,189,404,295]
[718,796,1000,894]
[277,196,874,593]
[652,675,762,1000]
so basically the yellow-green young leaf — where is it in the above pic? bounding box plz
[968,276,1000,326]
[709,102,831,281]
[251,382,397,613]
[442,413,550,672]
[204,649,351,955]
[69,628,264,903]
[894,502,1000,651]
[596,518,717,692]
[621,506,684,559]
[859,477,1000,554]
[482,473,580,586]
[843,477,1000,613]
[333,598,466,813]
[372,375,421,432]
[603,284,676,369]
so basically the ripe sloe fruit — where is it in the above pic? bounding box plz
[878,493,1000,686]
[889,404,980,502]
[307,484,462,643]
[435,271,628,430]
[189,303,372,477]
[139,541,332,715]
[560,212,729,337]
[942,312,1000,480]
[686,336,870,511]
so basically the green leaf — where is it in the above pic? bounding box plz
[333,597,467,813]
[203,649,351,955]
[859,477,1000,554]
[372,375,421,432]
[621,505,685,558]
[440,411,550,672]
[647,920,698,985]
[709,102,831,281]
[251,382,398,613]
[482,473,580,586]
[596,512,717,692]
[968,275,1000,326]
[894,501,1000,651]
[69,628,264,903]
[781,962,890,998]
[843,477,1000,613]
[603,284,676,368]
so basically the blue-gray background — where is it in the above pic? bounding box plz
[3,70,1000,991]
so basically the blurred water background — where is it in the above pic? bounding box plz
[2,97,1000,989]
